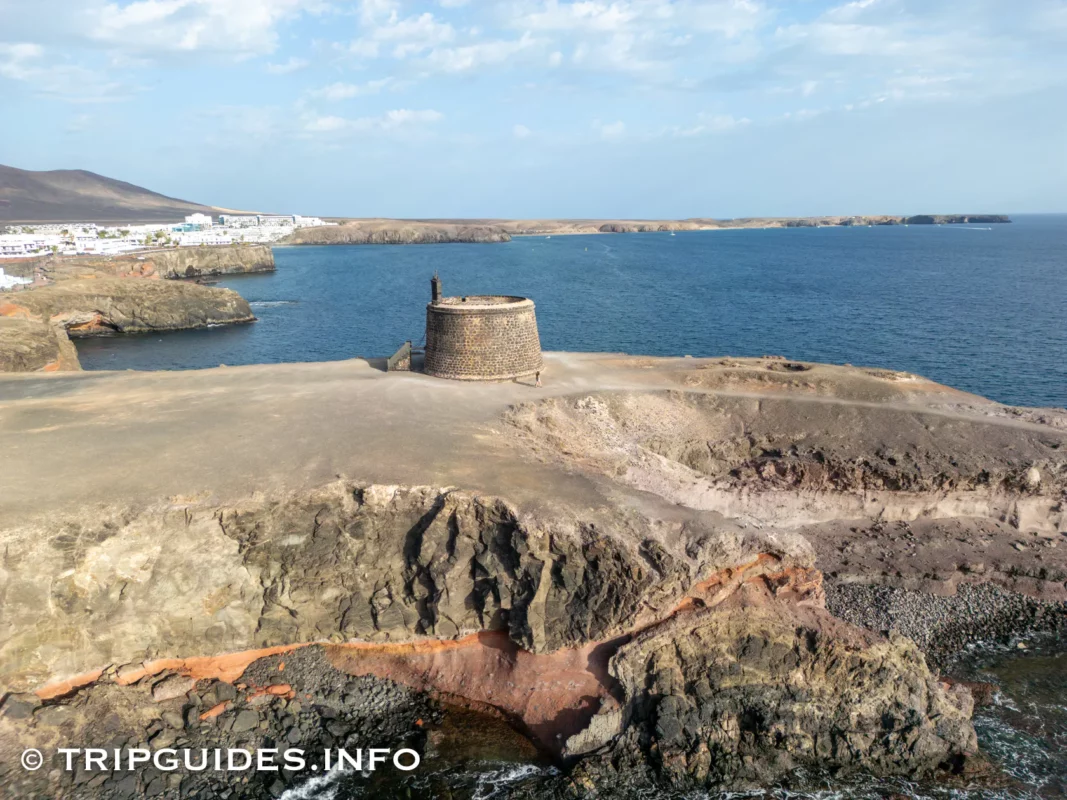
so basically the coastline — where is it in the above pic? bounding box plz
[283,214,1012,245]
[0,353,1063,798]
[0,244,273,373]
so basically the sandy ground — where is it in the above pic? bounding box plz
[1,352,1064,800]
[0,352,1059,528]
[0,353,662,527]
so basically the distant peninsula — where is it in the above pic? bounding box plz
[283,214,1012,245]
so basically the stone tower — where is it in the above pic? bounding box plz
[423,278,543,381]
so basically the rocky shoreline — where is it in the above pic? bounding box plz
[283,221,512,245]
[0,355,1062,798]
[0,244,272,372]
[281,215,1011,245]
[826,581,1067,672]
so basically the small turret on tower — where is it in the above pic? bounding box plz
[431,273,442,305]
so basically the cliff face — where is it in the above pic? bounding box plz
[1,278,254,337]
[0,317,80,372]
[0,356,1061,798]
[373,216,1013,236]
[576,596,975,788]
[0,481,975,798]
[127,244,275,279]
[284,220,511,245]
[5,244,275,282]
[904,214,1010,225]
[0,245,270,372]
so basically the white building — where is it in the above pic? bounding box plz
[174,231,235,247]
[73,236,144,255]
[184,213,214,228]
[0,233,61,257]
[217,215,260,228]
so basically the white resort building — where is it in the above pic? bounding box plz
[1,213,332,260]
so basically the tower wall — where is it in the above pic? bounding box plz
[424,296,543,381]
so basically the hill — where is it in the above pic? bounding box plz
[0,164,238,224]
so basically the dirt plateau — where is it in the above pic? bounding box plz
[0,354,1064,799]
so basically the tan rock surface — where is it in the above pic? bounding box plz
[0,277,254,338]
[0,354,1062,795]
[0,317,80,372]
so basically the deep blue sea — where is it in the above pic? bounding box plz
[75,215,1067,408]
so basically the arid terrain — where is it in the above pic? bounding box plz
[0,354,1063,798]
[284,215,1012,245]
[0,165,241,224]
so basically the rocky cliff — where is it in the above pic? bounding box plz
[1,278,254,338]
[284,220,511,245]
[289,216,1011,241]
[123,244,274,279]
[903,214,1011,225]
[0,245,270,372]
[0,317,80,372]
[0,481,977,799]
[0,355,1062,798]
[3,244,275,282]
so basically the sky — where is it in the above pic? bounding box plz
[1,0,1066,218]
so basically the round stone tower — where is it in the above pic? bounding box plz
[424,277,543,381]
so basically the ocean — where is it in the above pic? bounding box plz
[67,218,1067,796]
[73,214,1067,408]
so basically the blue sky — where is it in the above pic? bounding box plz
[1,0,1065,217]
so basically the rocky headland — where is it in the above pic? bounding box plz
[0,316,82,372]
[0,354,1062,799]
[0,244,271,373]
[2,278,254,336]
[108,244,274,280]
[3,244,275,282]
[285,215,1011,244]
[283,220,512,245]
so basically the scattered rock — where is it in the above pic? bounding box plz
[231,710,260,732]
[151,675,196,703]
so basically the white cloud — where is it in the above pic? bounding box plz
[509,1,768,37]
[266,56,309,74]
[599,119,625,140]
[383,108,443,126]
[779,108,825,122]
[422,32,540,72]
[65,113,94,133]
[348,8,455,60]
[304,114,350,133]
[571,31,670,75]
[302,108,444,135]
[309,78,392,99]
[514,1,642,33]
[674,113,751,136]
[89,0,328,58]
[513,123,532,138]
[0,41,133,102]
[0,43,45,80]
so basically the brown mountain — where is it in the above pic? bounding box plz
[0,164,245,224]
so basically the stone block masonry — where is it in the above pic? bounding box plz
[425,295,543,381]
